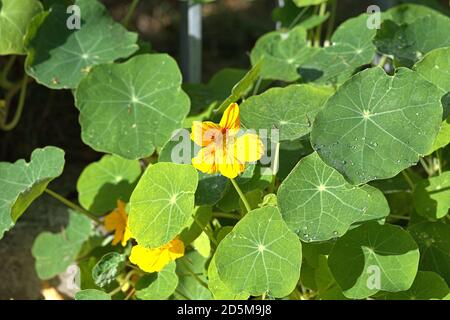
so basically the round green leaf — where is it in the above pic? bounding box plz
[76,155,141,216]
[278,153,389,242]
[240,84,333,141]
[0,0,42,55]
[25,0,138,89]
[208,256,249,300]
[250,26,313,82]
[128,163,198,248]
[135,261,178,300]
[215,206,302,298]
[311,67,443,185]
[32,210,92,280]
[413,171,450,219]
[75,54,190,159]
[75,289,111,300]
[383,271,449,300]
[0,146,65,239]
[92,252,126,288]
[409,221,450,285]
[299,14,376,85]
[328,222,420,299]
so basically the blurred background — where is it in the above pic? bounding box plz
[0,0,448,299]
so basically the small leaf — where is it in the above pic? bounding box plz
[328,222,420,299]
[413,171,450,219]
[0,0,43,55]
[240,84,333,141]
[75,54,190,159]
[92,252,126,288]
[215,206,302,298]
[409,221,450,285]
[75,289,111,300]
[135,261,178,300]
[0,146,65,239]
[77,155,141,216]
[25,0,138,89]
[32,210,92,280]
[278,153,389,242]
[311,67,443,185]
[128,163,198,248]
[250,26,312,82]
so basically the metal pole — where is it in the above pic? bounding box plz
[180,0,202,83]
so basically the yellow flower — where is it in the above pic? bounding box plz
[191,103,264,178]
[129,238,185,273]
[104,200,132,246]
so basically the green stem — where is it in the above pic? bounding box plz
[419,158,433,176]
[389,214,410,221]
[45,188,101,224]
[230,178,251,213]
[212,212,240,220]
[435,150,442,175]
[377,55,388,68]
[288,6,309,29]
[313,3,327,47]
[0,56,16,90]
[192,214,218,246]
[1,75,29,131]
[401,170,414,191]
[252,76,262,96]
[325,0,337,42]
[122,0,140,28]
[182,261,209,289]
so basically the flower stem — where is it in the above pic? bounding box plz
[45,188,101,224]
[313,2,327,47]
[122,0,140,28]
[401,170,414,191]
[230,178,251,214]
[212,212,240,220]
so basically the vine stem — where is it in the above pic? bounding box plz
[324,0,336,43]
[122,0,140,28]
[230,178,251,213]
[45,188,101,224]
[212,212,240,220]
[0,56,16,89]
[313,2,327,47]
[191,214,218,246]
[401,170,414,191]
[389,214,410,221]
[1,75,30,131]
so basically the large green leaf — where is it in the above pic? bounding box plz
[0,0,42,55]
[409,221,450,285]
[92,252,126,288]
[32,210,92,280]
[382,271,449,300]
[240,84,333,141]
[128,163,198,248]
[75,54,190,159]
[76,155,141,216]
[414,47,450,151]
[250,26,313,82]
[375,8,450,68]
[0,146,65,239]
[207,256,249,300]
[25,0,138,89]
[328,222,420,299]
[310,67,443,185]
[299,14,376,85]
[278,153,389,242]
[75,289,111,300]
[413,172,450,220]
[135,261,178,300]
[215,206,302,298]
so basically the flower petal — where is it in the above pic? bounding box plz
[219,103,240,133]
[217,147,245,179]
[191,121,221,147]
[192,144,217,174]
[235,133,265,163]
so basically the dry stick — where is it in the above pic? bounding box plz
[45,188,101,224]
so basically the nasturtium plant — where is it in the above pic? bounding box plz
[25,0,138,89]
[0,0,43,55]
[1,0,449,301]
[75,54,190,159]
